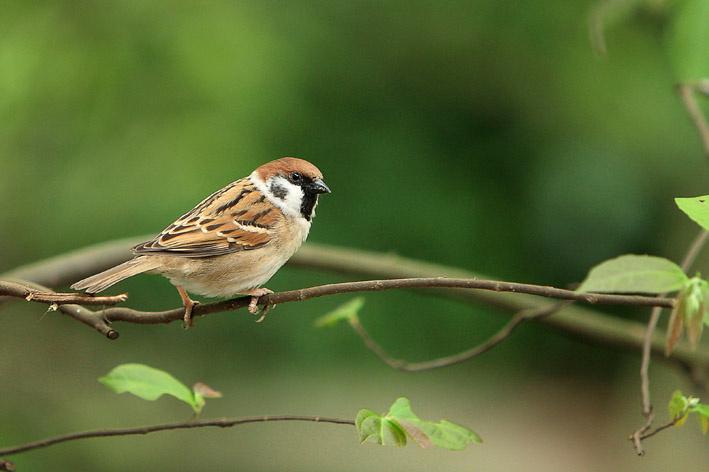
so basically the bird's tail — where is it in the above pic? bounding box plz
[70,256,159,293]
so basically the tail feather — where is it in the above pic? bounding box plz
[71,257,159,293]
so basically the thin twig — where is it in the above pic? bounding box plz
[630,230,709,455]
[0,415,354,457]
[349,302,571,372]
[0,280,126,306]
[637,419,679,441]
[4,280,119,339]
[677,83,709,157]
[629,417,679,451]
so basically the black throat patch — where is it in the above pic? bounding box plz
[301,193,318,221]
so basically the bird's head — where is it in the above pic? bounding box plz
[252,157,330,221]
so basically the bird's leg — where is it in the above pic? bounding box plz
[176,285,198,328]
[241,288,274,321]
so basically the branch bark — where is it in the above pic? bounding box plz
[3,239,709,374]
[0,415,354,457]
[1,276,675,336]
[0,280,127,306]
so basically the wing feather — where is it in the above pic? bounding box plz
[133,178,281,258]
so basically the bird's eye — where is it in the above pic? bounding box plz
[290,172,302,183]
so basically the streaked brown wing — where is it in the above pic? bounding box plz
[133,178,282,258]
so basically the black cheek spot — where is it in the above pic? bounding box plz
[270,183,288,200]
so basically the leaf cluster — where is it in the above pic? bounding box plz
[668,390,709,434]
[578,195,709,354]
[356,398,481,450]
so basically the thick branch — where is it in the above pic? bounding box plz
[0,415,354,457]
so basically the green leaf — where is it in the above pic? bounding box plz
[692,403,709,418]
[689,401,709,434]
[314,297,365,328]
[387,398,482,450]
[700,415,709,435]
[667,0,709,81]
[668,390,690,426]
[99,363,203,413]
[355,409,407,446]
[355,409,379,442]
[577,255,688,294]
[668,392,709,434]
[675,196,709,231]
[356,397,481,451]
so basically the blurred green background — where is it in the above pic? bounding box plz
[2,1,709,470]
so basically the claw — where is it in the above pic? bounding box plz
[176,286,198,329]
[255,303,275,323]
[242,288,274,321]
[248,296,260,315]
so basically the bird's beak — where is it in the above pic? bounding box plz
[308,178,331,194]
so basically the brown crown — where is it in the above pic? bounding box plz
[256,157,324,181]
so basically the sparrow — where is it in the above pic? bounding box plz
[71,157,330,327]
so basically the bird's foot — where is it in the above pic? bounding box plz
[182,299,200,328]
[176,285,199,329]
[242,288,274,321]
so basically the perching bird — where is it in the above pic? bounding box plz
[71,157,330,326]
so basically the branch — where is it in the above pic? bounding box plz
[3,239,708,373]
[0,280,127,306]
[348,301,571,371]
[1,277,675,336]
[636,418,679,441]
[0,415,354,457]
[630,229,709,455]
[0,280,119,339]
[587,0,616,57]
[677,82,709,157]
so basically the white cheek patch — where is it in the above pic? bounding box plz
[249,172,304,218]
[276,178,305,216]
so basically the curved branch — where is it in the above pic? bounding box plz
[677,82,709,157]
[0,415,354,457]
[348,302,571,372]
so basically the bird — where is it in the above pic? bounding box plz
[71,157,331,327]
